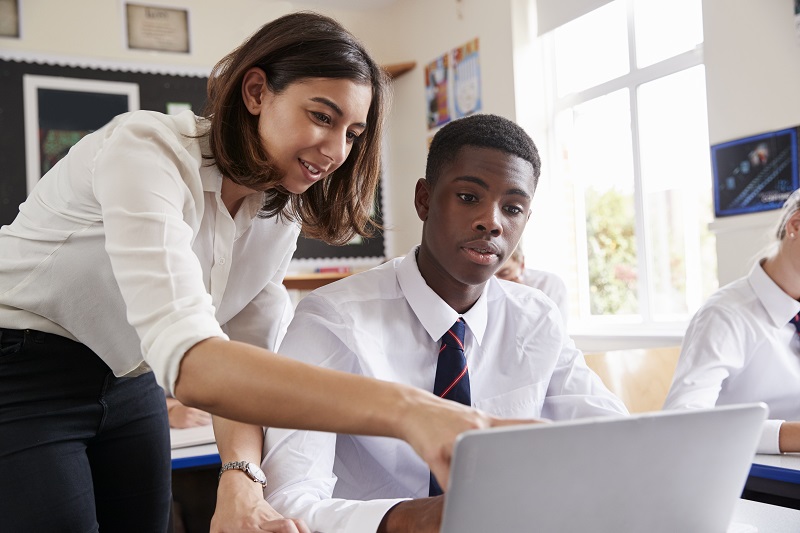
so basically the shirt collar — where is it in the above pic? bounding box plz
[396,246,488,345]
[748,259,800,327]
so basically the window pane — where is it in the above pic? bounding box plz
[553,1,629,97]
[634,0,703,68]
[556,90,638,316]
[638,66,716,319]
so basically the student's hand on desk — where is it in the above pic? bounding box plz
[400,391,546,493]
[377,496,443,533]
[166,397,212,428]
[210,472,310,533]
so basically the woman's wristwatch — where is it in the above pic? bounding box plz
[218,461,267,487]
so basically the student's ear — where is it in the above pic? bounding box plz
[787,211,800,240]
[414,178,431,222]
[242,67,268,116]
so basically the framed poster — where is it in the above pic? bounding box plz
[711,127,799,217]
[425,53,450,130]
[0,0,19,38]
[23,75,139,193]
[125,3,190,53]
[452,38,481,119]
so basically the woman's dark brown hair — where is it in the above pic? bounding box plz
[203,11,389,245]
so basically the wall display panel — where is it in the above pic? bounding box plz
[711,127,799,217]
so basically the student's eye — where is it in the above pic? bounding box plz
[346,130,362,144]
[505,205,524,215]
[457,193,477,203]
[311,111,331,125]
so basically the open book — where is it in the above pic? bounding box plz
[170,424,216,449]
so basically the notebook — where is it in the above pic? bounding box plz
[440,403,767,533]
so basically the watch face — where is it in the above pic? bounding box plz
[246,462,267,485]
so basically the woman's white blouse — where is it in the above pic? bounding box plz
[0,110,299,394]
[664,261,800,453]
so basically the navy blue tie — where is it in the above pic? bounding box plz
[791,313,800,334]
[429,318,470,496]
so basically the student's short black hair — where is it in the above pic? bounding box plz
[425,114,541,189]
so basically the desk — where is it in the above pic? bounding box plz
[732,498,800,531]
[744,453,800,510]
[282,272,351,291]
[170,425,220,469]
[171,442,219,470]
[170,429,220,533]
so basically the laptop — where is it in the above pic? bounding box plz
[440,403,767,533]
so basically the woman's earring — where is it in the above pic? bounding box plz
[791,233,796,239]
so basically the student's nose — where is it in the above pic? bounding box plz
[474,204,502,236]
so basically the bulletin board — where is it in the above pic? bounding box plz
[0,56,385,262]
[0,57,208,226]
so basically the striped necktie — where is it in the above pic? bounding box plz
[429,318,470,496]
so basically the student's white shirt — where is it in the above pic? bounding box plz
[0,110,298,393]
[519,268,569,325]
[263,248,628,533]
[664,260,800,454]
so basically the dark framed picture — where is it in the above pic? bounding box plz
[711,127,799,217]
[23,75,139,193]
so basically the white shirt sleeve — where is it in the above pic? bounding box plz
[264,428,405,533]
[262,294,408,532]
[541,333,630,420]
[663,306,783,454]
[92,113,227,393]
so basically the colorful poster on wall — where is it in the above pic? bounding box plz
[452,38,481,119]
[795,0,800,46]
[425,53,450,129]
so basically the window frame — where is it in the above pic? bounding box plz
[539,0,707,345]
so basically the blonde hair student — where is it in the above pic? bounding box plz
[664,188,800,455]
[0,12,513,532]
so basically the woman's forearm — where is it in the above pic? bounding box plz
[175,337,411,438]
[174,337,499,491]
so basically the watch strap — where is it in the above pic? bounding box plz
[218,461,267,487]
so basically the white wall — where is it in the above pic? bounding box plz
[3,0,519,259]
[2,0,295,71]
[5,0,799,281]
[317,0,519,257]
[703,0,800,285]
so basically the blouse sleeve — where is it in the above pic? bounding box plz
[92,113,227,394]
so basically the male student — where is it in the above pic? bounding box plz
[261,114,628,533]
[495,244,570,325]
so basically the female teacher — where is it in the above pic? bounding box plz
[0,12,504,532]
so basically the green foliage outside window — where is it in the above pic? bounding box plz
[586,188,638,315]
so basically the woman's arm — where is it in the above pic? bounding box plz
[174,337,500,492]
[210,417,296,532]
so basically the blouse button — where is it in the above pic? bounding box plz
[218,257,226,265]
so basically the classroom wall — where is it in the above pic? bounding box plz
[3,0,799,282]
[703,0,800,285]
[312,0,520,257]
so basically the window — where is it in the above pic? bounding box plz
[527,0,716,336]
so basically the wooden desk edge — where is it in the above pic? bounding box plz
[283,272,352,291]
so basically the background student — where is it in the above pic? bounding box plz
[258,114,628,533]
[0,13,509,533]
[664,189,800,454]
[495,244,570,325]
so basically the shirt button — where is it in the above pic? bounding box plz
[218,257,226,265]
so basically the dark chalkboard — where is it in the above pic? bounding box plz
[0,57,384,261]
